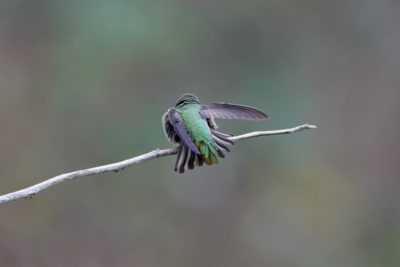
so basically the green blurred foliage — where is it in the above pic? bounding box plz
[1,0,399,266]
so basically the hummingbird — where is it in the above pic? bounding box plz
[162,93,268,173]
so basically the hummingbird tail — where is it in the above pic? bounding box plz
[174,144,189,173]
[211,129,234,153]
[173,130,233,173]
[174,144,204,173]
[187,150,196,170]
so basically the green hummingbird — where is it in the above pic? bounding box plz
[162,93,268,173]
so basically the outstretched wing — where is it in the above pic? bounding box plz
[200,102,268,120]
[168,108,200,155]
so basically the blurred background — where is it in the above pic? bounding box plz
[0,0,399,266]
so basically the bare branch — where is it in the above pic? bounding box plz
[230,123,317,141]
[0,124,316,204]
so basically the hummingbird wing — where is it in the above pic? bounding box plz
[168,108,201,155]
[162,110,180,143]
[200,103,268,120]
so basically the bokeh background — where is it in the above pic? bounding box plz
[1,1,399,266]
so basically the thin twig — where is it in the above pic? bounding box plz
[0,124,316,204]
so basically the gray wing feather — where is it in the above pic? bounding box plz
[200,103,268,120]
[162,110,180,143]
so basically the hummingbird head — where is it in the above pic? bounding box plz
[175,93,200,107]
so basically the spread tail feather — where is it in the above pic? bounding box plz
[173,129,234,173]
[174,144,189,173]
[188,150,196,170]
